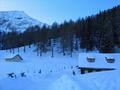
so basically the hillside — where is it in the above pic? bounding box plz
[1,6,120,52]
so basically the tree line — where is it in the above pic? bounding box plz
[0,5,120,55]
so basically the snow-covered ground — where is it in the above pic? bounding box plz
[0,45,120,90]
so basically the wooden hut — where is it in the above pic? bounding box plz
[5,54,23,62]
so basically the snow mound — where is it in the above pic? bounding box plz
[50,75,80,90]
[0,77,39,90]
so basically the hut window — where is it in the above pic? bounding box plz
[16,17,22,19]
[105,57,115,63]
[87,57,95,63]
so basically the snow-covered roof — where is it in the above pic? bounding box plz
[79,53,120,69]
[50,74,81,90]
[4,54,17,58]
[78,70,120,90]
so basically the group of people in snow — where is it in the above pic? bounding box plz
[7,72,26,78]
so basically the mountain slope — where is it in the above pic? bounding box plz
[0,11,45,32]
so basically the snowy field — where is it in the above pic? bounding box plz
[0,45,120,90]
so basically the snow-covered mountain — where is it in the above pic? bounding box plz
[0,11,45,32]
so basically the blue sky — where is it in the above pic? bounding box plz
[0,0,120,24]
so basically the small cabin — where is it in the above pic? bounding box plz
[78,53,120,74]
[5,54,23,62]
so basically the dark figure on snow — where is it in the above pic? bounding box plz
[39,70,41,74]
[7,72,16,78]
[21,72,26,77]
